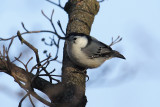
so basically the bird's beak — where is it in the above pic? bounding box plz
[112,50,126,59]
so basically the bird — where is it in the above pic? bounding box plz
[66,32,125,69]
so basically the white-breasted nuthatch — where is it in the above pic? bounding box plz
[66,33,125,68]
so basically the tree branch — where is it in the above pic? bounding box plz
[46,0,64,10]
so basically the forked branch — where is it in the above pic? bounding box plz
[46,0,64,10]
[109,36,122,46]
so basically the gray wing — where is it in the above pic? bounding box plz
[82,37,112,59]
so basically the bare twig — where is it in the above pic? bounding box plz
[109,36,122,46]
[50,68,56,74]
[12,53,22,63]
[17,31,40,68]
[40,9,66,62]
[0,14,66,42]
[41,10,66,38]
[21,22,29,32]
[0,35,17,41]
[18,92,30,107]
[55,38,60,57]
[8,37,14,52]
[29,95,35,107]
[19,89,54,107]
[57,20,66,36]
[47,36,61,59]
[26,57,33,67]
[46,0,64,10]
[39,74,61,83]
[17,31,46,88]
[14,57,26,69]
[42,9,57,33]
[29,54,60,83]
[14,56,33,72]
[30,54,51,73]
[30,91,54,107]
[0,29,66,41]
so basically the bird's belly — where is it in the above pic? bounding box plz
[67,46,105,68]
[81,57,105,68]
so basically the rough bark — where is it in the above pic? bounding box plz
[60,0,99,107]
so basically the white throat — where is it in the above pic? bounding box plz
[75,36,88,48]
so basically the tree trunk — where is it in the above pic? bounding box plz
[57,0,99,107]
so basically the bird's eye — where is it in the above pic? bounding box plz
[73,38,77,40]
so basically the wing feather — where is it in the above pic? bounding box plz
[82,37,112,58]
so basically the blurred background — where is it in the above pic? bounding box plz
[0,0,160,107]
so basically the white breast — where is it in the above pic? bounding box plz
[67,41,106,68]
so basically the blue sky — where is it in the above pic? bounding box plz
[0,0,160,107]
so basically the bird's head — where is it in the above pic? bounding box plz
[66,33,89,48]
